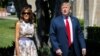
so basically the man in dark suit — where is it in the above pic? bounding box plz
[49,1,86,56]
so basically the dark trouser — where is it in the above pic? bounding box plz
[68,44,76,56]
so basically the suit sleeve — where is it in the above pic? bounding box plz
[77,19,86,49]
[49,19,59,52]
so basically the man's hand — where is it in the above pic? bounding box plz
[82,48,86,56]
[56,49,62,56]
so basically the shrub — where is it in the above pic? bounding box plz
[87,27,100,41]
[38,43,50,56]
[78,19,84,27]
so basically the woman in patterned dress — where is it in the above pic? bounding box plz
[15,6,39,56]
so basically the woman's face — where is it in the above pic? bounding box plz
[61,3,71,16]
[22,9,30,20]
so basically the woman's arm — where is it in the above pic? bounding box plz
[34,23,40,49]
[15,21,20,56]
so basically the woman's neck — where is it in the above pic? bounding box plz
[23,19,29,23]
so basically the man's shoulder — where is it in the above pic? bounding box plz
[51,16,62,22]
[70,15,80,24]
[55,15,62,18]
[70,15,78,19]
[52,16,62,20]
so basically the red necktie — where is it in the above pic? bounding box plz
[66,18,71,47]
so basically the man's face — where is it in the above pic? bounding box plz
[61,3,71,16]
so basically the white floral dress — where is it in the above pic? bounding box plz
[17,20,38,56]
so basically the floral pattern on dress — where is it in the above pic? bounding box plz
[18,38,38,56]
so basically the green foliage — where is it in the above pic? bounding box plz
[39,43,50,56]
[78,19,84,30]
[0,19,16,48]
[78,19,84,27]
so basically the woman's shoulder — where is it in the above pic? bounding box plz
[16,19,24,24]
[15,20,20,26]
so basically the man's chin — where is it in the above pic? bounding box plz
[63,14,69,16]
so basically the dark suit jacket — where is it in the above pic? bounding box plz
[49,15,86,56]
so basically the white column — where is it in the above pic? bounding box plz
[92,0,97,26]
[27,0,36,12]
[77,0,84,19]
[84,0,89,39]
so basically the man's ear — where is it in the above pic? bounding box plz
[70,10,72,13]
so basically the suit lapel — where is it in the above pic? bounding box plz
[59,15,76,39]
[59,15,68,35]
[70,16,75,40]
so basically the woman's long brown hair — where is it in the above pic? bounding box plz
[20,6,34,24]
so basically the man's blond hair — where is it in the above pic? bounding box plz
[61,2,71,9]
